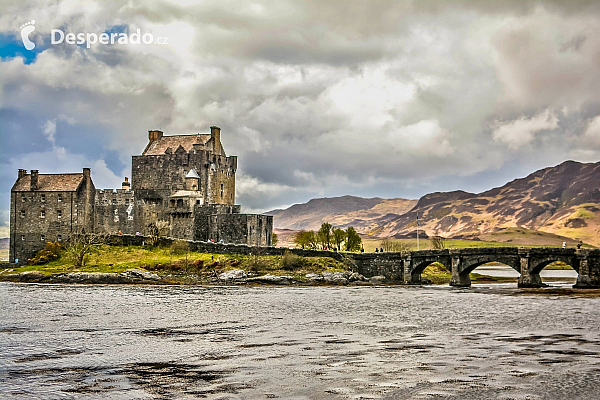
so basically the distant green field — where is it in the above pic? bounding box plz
[360,231,593,253]
[361,238,535,252]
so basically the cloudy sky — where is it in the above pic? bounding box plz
[1,0,600,237]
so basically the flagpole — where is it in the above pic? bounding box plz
[416,212,419,251]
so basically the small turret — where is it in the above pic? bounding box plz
[185,169,200,191]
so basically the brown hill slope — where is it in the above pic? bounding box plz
[267,161,600,246]
[382,160,600,245]
[266,195,417,231]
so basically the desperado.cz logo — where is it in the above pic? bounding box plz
[20,21,168,50]
[20,20,36,50]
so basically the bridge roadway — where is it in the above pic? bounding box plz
[348,247,600,288]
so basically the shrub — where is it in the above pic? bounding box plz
[430,236,446,250]
[282,250,302,271]
[28,241,63,265]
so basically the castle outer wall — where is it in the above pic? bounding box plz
[9,126,272,265]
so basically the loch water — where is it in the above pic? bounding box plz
[1,281,599,399]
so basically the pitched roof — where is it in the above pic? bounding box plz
[143,134,211,156]
[12,173,84,192]
[185,169,200,178]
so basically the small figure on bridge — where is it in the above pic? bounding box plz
[380,247,384,253]
[577,241,583,249]
[375,248,379,253]
[562,241,566,249]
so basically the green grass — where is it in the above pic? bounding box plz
[360,229,596,253]
[2,245,347,281]
[361,237,522,252]
[573,208,595,219]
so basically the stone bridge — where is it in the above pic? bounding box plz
[348,247,600,288]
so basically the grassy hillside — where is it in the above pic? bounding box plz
[1,245,347,283]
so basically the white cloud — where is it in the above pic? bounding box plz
[576,115,600,151]
[492,110,559,149]
[41,119,56,144]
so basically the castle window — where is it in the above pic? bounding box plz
[40,210,46,218]
[21,235,25,241]
[58,194,62,202]
[196,200,200,205]
[112,199,117,205]
[58,235,62,241]
[220,184,224,198]
[21,194,26,203]
[177,199,183,207]
[57,210,62,219]
[41,194,46,203]
[125,199,129,206]
[41,234,45,241]
[170,199,175,207]
[20,210,25,218]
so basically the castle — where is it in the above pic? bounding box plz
[9,126,273,264]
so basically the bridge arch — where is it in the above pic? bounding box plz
[410,259,450,283]
[459,256,521,276]
[530,256,579,275]
[448,248,521,287]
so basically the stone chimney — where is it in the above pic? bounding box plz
[122,177,131,191]
[30,170,39,191]
[210,126,221,155]
[148,129,163,144]
[83,168,91,182]
[18,169,27,180]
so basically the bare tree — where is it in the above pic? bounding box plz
[64,231,108,268]
[170,239,190,268]
[381,239,412,252]
[146,220,170,246]
[248,246,268,273]
[431,235,446,250]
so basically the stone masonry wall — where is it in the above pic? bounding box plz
[94,189,136,235]
[132,151,236,206]
[10,175,95,265]
[10,191,78,263]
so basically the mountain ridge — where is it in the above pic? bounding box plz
[266,160,600,246]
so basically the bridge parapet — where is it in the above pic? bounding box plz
[452,247,520,256]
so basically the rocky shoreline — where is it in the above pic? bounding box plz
[0,269,390,286]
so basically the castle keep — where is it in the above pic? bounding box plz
[10,126,273,264]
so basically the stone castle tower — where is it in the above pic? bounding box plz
[10,126,273,265]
